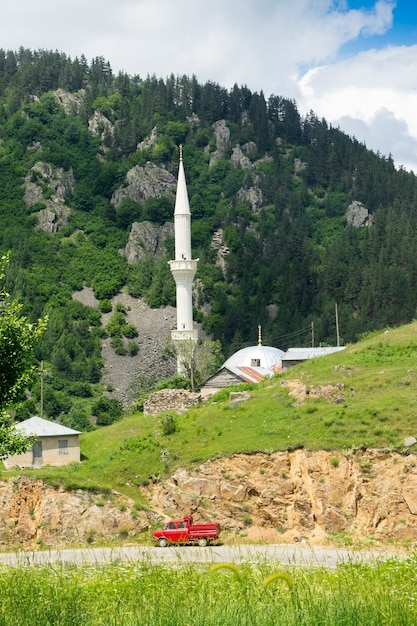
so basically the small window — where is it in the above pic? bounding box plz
[58,439,68,454]
[251,358,261,367]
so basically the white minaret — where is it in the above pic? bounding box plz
[169,146,198,372]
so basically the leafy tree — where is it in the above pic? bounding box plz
[92,397,123,426]
[61,405,94,432]
[0,254,47,459]
[167,338,224,391]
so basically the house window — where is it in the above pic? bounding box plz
[58,439,68,454]
[251,358,261,367]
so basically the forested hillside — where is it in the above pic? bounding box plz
[1,48,417,425]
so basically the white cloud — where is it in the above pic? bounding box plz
[297,45,417,171]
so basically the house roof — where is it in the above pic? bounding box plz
[282,347,346,361]
[15,416,81,437]
[226,364,273,383]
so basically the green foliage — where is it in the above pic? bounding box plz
[160,414,177,436]
[91,396,123,426]
[0,254,48,411]
[0,556,415,624]
[60,405,94,432]
[0,254,47,458]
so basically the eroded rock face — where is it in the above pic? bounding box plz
[210,229,230,275]
[210,120,231,165]
[54,88,84,114]
[88,110,114,144]
[111,163,176,208]
[2,449,417,548]
[122,221,174,264]
[0,477,148,549]
[24,161,75,233]
[144,449,417,545]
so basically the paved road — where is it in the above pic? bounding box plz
[0,543,406,569]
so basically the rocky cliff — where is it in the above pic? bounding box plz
[1,448,417,550]
[144,448,417,546]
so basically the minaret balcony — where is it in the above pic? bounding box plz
[171,329,198,342]
[169,259,198,271]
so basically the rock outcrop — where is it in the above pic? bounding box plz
[122,221,174,264]
[24,161,75,233]
[0,477,148,549]
[210,120,231,165]
[346,200,373,227]
[54,88,84,114]
[144,449,417,546]
[111,163,176,208]
[2,449,417,549]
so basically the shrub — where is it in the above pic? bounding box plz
[92,397,123,426]
[99,299,112,313]
[128,341,138,356]
[122,324,138,339]
[110,336,128,355]
[160,414,177,436]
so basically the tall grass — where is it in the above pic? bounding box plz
[0,555,416,625]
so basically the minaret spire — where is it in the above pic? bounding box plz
[169,147,198,373]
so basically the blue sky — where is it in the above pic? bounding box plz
[342,0,417,49]
[1,1,417,172]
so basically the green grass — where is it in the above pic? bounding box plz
[3,321,417,502]
[0,556,416,625]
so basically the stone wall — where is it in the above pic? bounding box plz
[143,389,201,416]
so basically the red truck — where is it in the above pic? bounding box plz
[153,515,220,547]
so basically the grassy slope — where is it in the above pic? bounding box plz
[3,322,417,505]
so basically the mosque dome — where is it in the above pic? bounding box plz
[223,344,284,371]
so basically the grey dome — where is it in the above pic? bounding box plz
[223,345,284,370]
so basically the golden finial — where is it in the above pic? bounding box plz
[179,144,183,161]
[258,324,262,346]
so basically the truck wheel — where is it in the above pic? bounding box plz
[197,537,208,547]
[158,537,168,547]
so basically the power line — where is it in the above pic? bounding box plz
[268,323,312,346]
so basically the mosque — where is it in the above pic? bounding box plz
[169,149,285,395]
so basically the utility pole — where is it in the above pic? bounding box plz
[335,303,340,347]
[38,360,51,418]
[311,321,315,348]
[40,360,44,418]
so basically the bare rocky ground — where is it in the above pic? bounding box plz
[72,287,179,406]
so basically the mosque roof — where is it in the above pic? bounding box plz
[223,344,284,371]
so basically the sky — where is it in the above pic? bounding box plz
[1,0,417,172]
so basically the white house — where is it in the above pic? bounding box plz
[3,416,81,469]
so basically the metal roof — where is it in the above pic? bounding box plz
[226,364,273,383]
[14,416,81,437]
[223,345,284,370]
[282,347,346,361]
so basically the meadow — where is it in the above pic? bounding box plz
[6,321,417,506]
[0,555,416,625]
